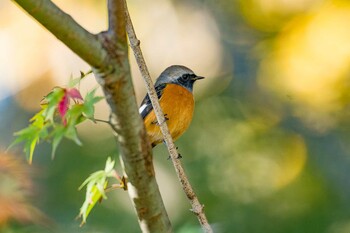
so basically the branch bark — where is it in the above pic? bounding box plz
[12,0,172,232]
[96,1,172,232]
[123,1,213,233]
[108,0,126,42]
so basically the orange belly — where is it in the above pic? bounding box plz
[143,84,194,147]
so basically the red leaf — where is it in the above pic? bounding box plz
[58,90,69,125]
[57,88,83,125]
[67,88,83,100]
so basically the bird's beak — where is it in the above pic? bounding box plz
[193,76,205,81]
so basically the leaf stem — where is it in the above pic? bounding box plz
[93,118,111,125]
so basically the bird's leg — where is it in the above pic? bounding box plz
[151,114,169,125]
[176,146,182,159]
[164,114,169,121]
[166,145,182,160]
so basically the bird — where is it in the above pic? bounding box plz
[139,65,204,148]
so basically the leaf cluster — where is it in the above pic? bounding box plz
[9,72,127,224]
[9,72,103,164]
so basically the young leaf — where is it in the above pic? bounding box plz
[104,157,115,174]
[42,87,65,123]
[58,94,69,125]
[69,70,92,88]
[64,124,82,146]
[51,125,66,159]
[79,180,108,225]
[28,136,39,164]
[79,170,106,190]
[83,88,104,120]
[66,104,85,125]
[67,88,83,100]
[78,169,108,225]
[68,76,81,88]
[10,110,48,164]
[57,88,83,125]
[78,157,124,225]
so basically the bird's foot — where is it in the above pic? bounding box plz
[167,146,182,160]
[151,114,169,125]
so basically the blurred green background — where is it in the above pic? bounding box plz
[2,0,350,232]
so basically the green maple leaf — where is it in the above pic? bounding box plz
[50,125,65,159]
[10,71,104,163]
[78,157,118,225]
[42,87,65,123]
[68,70,92,88]
[83,88,104,120]
[79,179,108,226]
[9,109,48,164]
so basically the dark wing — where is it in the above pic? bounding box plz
[139,83,167,119]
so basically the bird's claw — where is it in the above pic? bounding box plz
[151,114,169,125]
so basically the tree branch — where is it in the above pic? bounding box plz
[123,1,213,233]
[100,3,172,231]
[12,0,108,69]
[12,0,173,232]
[94,62,172,233]
[108,0,126,43]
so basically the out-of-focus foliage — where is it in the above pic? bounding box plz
[2,0,350,232]
[0,153,46,229]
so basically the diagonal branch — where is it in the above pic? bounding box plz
[123,1,213,233]
[12,0,108,69]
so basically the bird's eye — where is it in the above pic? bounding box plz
[182,74,190,81]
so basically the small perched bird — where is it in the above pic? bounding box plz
[139,65,204,147]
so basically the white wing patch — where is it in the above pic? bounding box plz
[139,103,148,114]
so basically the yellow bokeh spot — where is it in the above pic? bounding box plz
[259,1,350,131]
[204,110,307,203]
[274,135,307,188]
[239,0,322,31]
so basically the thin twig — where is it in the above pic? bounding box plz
[123,1,213,232]
[93,118,111,125]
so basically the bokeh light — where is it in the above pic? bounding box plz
[259,1,350,132]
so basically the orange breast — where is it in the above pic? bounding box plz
[143,84,195,147]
